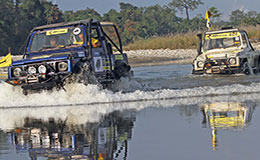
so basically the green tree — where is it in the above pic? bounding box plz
[208,7,223,22]
[119,3,143,22]
[168,0,204,20]
[243,11,258,26]
[229,9,246,26]
[19,0,46,27]
[102,9,121,24]
[0,0,16,54]
[63,8,101,22]
[140,5,178,37]
[43,2,64,24]
[13,0,48,54]
[115,3,144,44]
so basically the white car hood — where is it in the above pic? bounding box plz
[203,47,242,58]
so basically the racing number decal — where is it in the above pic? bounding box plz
[93,57,103,72]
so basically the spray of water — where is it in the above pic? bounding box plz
[2,77,260,108]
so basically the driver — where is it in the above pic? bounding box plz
[50,36,58,47]
[91,37,101,48]
[72,27,101,47]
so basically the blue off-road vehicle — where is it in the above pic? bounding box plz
[8,19,131,94]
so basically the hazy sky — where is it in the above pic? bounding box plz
[52,0,260,20]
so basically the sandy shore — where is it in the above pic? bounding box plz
[127,42,260,67]
[126,49,197,67]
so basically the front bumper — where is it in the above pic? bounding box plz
[205,58,240,74]
[204,66,239,74]
[22,81,60,90]
[193,58,240,74]
[9,72,72,90]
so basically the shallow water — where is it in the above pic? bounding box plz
[1,64,260,159]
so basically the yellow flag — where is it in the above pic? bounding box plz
[205,9,212,20]
[206,19,212,30]
[0,53,12,68]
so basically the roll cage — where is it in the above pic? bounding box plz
[22,19,124,58]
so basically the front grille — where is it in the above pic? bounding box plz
[206,59,228,67]
[11,60,69,81]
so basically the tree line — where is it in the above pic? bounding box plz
[1,0,260,55]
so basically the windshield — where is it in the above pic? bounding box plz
[203,32,242,51]
[29,26,85,53]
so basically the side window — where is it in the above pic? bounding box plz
[90,28,101,48]
[241,33,248,48]
[71,26,85,45]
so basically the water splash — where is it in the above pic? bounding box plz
[2,80,260,108]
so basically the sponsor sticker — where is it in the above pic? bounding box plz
[46,28,68,35]
[205,32,240,40]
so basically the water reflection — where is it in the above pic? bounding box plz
[9,110,136,159]
[200,102,255,151]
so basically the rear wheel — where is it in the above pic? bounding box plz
[114,60,131,79]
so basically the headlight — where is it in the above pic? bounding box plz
[197,61,204,68]
[38,65,47,74]
[28,66,37,74]
[13,68,22,77]
[229,58,236,65]
[57,62,68,71]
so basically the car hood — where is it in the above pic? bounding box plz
[11,47,86,66]
[203,47,242,58]
[12,52,71,66]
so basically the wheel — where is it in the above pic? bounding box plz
[242,62,253,75]
[114,61,131,79]
[22,89,28,95]
[256,57,260,73]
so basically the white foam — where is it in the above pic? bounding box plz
[1,80,260,108]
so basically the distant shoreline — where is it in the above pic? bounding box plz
[126,49,197,67]
[127,42,260,67]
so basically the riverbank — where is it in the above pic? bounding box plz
[126,49,197,67]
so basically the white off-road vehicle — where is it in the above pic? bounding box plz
[192,28,260,74]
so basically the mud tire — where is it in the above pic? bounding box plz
[114,60,131,79]
[242,62,251,75]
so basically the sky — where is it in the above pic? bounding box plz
[52,0,260,20]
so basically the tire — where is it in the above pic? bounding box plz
[242,62,253,75]
[114,61,131,79]
[257,57,260,73]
